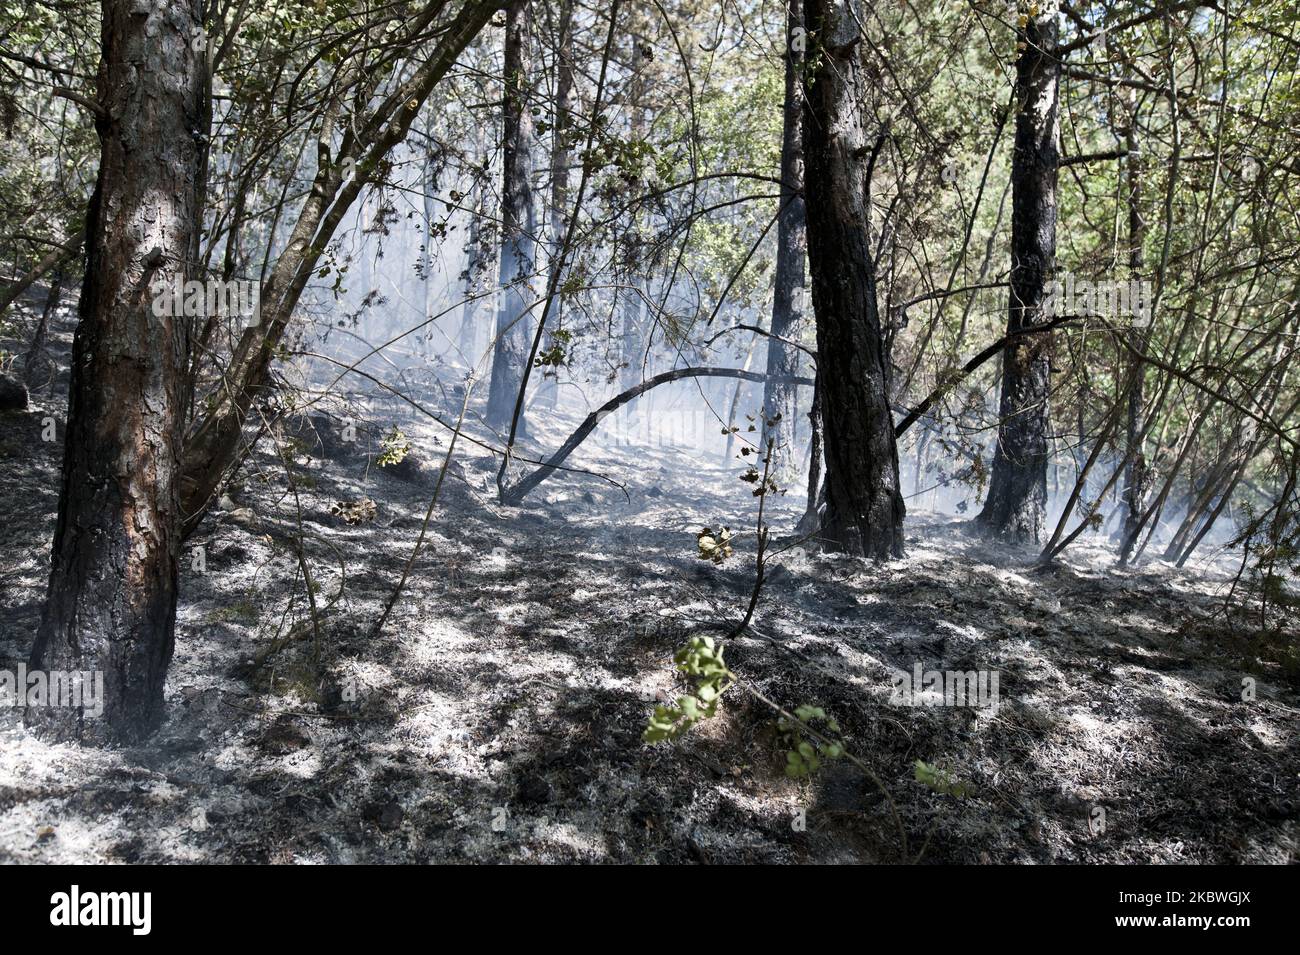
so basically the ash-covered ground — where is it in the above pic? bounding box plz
[1,303,1296,864]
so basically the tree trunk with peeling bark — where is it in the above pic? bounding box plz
[29,0,207,742]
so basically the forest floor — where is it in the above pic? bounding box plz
[1,302,1297,864]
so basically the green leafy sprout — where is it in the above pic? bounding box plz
[643,635,736,743]
[375,426,411,467]
[778,704,844,778]
[913,759,969,798]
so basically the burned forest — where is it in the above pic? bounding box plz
[0,0,1297,878]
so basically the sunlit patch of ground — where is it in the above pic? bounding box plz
[0,312,1296,863]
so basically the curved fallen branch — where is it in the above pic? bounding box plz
[500,366,814,505]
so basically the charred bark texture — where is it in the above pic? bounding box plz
[976,9,1059,544]
[801,0,904,559]
[486,0,537,434]
[29,0,206,742]
[1119,111,1149,552]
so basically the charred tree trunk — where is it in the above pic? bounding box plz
[975,7,1060,544]
[485,0,537,435]
[1119,105,1149,551]
[761,0,808,481]
[29,0,207,742]
[800,0,904,559]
